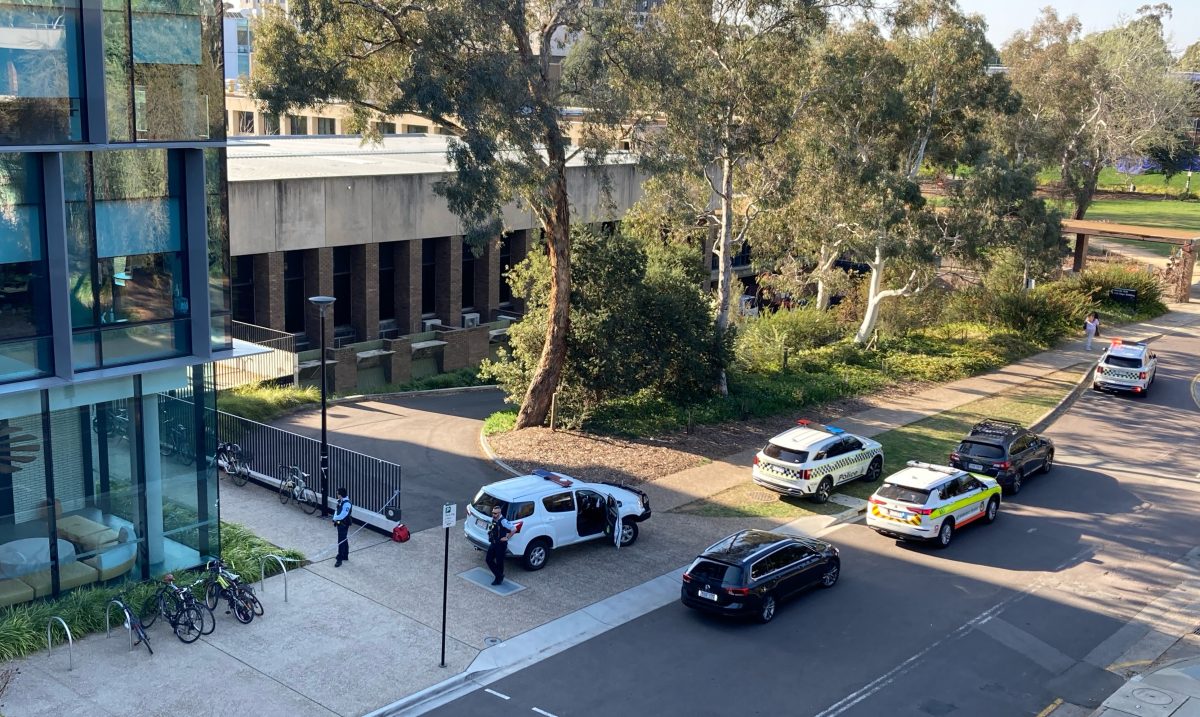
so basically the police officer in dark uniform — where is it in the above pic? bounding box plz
[332,487,352,567]
[486,504,513,585]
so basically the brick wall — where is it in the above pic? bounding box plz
[303,248,334,347]
[252,252,285,330]
[396,240,423,334]
[434,236,462,328]
[352,243,380,341]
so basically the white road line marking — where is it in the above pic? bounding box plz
[532,709,559,717]
[1027,528,1037,533]
[484,689,510,700]
[813,546,1092,717]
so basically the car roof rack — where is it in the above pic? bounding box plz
[532,468,573,487]
[905,460,962,476]
[970,418,1024,437]
[796,418,846,435]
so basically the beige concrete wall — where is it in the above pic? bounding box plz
[229,163,647,256]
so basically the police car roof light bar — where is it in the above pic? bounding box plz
[533,469,573,487]
[796,419,813,426]
[824,425,846,435]
[905,460,961,475]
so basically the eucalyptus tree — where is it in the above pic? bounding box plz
[251,0,637,429]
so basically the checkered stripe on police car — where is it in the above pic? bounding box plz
[761,447,882,480]
[821,448,882,476]
[1104,368,1141,380]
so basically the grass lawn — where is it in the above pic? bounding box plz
[1085,199,1200,233]
[1039,166,1194,195]
[1091,236,1185,259]
[674,363,1091,520]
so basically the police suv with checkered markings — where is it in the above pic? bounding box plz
[867,461,1002,548]
[752,421,884,504]
[1093,339,1157,396]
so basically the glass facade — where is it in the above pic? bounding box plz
[0,0,85,144]
[0,153,53,382]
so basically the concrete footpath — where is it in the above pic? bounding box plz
[4,304,1200,717]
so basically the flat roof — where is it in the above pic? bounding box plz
[226,135,635,182]
[1061,219,1200,244]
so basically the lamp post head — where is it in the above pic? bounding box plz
[308,295,336,316]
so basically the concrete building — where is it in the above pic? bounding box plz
[224,135,644,389]
[0,0,244,606]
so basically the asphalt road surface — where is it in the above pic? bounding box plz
[428,331,1200,717]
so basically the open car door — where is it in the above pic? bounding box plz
[605,494,622,548]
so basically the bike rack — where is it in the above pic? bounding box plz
[105,600,134,651]
[259,554,294,602]
[46,616,74,670]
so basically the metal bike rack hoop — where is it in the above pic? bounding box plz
[259,553,291,602]
[46,616,74,671]
[105,600,134,651]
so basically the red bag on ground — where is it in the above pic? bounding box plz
[392,524,410,542]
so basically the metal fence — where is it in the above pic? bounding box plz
[214,321,299,390]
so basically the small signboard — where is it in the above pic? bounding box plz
[1110,287,1138,303]
[442,502,457,529]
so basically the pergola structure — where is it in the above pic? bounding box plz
[1064,219,1198,302]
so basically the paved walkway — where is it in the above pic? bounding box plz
[6,303,1200,717]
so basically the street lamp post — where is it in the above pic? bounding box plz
[309,295,336,517]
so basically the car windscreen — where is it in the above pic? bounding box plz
[688,559,743,586]
[957,441,1005,459]
[876,483,932,505]
[471,491,507,516]
[1105,355,1142,369]
[762,443,809,464]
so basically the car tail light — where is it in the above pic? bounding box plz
[1133,387,1142,393]
[1139,371,1147,379]
[868,497,886,505]
[753,455,759,466]
[512,521,523,534]
[995,461,1011,470]
[910,506,933,515]
[1096,366,1105,375]
[799,469,811,481]
[726,587,750,597]
[949,452,960,462]
[682,572,692,583]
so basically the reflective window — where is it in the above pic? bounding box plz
[282,250,304,333]
[205,148,230,350]
[316,117,335,134]
[0,153,52,382]
[0,0,85,144]
[420,238,435,315]
[378,242,395,321]
[103,0,225,142]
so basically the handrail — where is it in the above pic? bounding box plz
[259,553,298,602]
[105,599,134,651]
[46,616,74,670]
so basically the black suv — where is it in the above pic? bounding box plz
[948,419,1054,495]
[680,529,839,624]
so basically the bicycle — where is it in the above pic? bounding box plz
[92,407,130,442]
[165,421,193,464]
[202,559,255,624]
[278,464,320,515]
[140,574,205,643]
[214,441,251,487]
[111,594,152,655]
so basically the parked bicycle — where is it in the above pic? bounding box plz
[214,441,251,487]
[92,407,130,442]
[140,574,205,643]
[159,419,193,464]
[111,594,152,655]
[278,464,320,515]
[202,559,256,624]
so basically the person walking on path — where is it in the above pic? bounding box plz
[486,505,513,586]
[333,487,352,567]
[1085,312,1101,350]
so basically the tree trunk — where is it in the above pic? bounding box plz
[814,242,837,311]
[853,250,886,345]
[515,158,572,429]
[713,153,735,396]
[907,82,938,180]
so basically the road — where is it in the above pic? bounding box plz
[428,331,1200,717]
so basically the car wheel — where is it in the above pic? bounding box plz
[820,560,840,588]
[1092,382,1100,391]
[756,593,777,624]
[862,457,883,483]
[1008,475,1022,496]
[617,521,639,547]
[811,477,833,504]
[984,497,999,524]
[1041,450,1054,474]
[935,520,954,549]
[522,538,551,571]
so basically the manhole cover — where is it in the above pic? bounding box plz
[483,637,502,647]
[1130,687,1174,706]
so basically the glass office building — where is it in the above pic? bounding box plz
[0,0,235,606]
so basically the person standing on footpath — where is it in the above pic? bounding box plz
[1084,311,1100,351]
[486,504,513,586]
[333,487,352,567]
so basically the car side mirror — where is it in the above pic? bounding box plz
[814,452,826,461]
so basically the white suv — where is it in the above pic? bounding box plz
[464,469,652,571]
[1093,340,1157,396]
[752,421,884,503]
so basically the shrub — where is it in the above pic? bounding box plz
[986,284,1090,343]
[733,306,844,372]
[376,367,486,394]
[1063,266,1167,320]
[217,383,320,423]
[482,409,518,436]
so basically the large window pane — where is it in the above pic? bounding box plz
[205,148,230,349]
[0,0,85,143]
[0,153,52,382]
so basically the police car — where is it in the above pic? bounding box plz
[1093,339,1157,396]
[752,420,884,504]
[463,469,652,571]
[866,461,1002,548]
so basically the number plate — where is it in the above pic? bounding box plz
[697,590,719,601]
[968,463,984,471]
[476,517,489,529]
[888,509,907,519]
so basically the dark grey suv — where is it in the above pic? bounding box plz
[680,529,840,624]
[948,419,1054,495]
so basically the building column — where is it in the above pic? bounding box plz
[303,247,334,347]
[140,393,164,567]
[1072,233,1089,273]
[396,240,423,334]
[474,235,501,322]
[252,252,285,330]
[434,236,462,328]
[509,230,530,313]
[352,243,379,341]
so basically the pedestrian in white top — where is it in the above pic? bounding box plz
[1084,312,1100,350]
